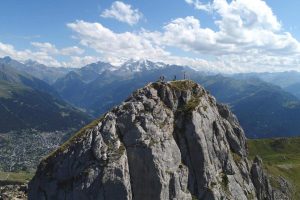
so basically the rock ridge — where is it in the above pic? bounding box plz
[28,80,275,200]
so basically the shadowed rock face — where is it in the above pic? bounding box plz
[28,80,273,200]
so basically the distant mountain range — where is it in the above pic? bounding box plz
[231,71,300,99]
[0,56,74,84]
[52,59,300,138]
[0,57,91,132]
[53,59,186,115]
[2,56,300,138]
[196,75,300,138]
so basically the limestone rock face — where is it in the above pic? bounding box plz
[251,156,273,200]
[28,81,274,200]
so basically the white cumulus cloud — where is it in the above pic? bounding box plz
[31,42,84,56]
[0,42,62,67]
[0,41,88,67]
[185,0,212,12]
[67,20,168,63]
[166,0,300,56]
[101,1,142,25]
[61,56,99,67]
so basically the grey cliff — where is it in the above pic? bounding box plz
[28,80,276,200]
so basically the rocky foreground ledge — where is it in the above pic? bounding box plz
[0,184,27,200]
[28,80,280,200]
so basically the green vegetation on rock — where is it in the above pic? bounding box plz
[43,116,105,162]
[182,97,200,113]
[221,173,229,191]
[169,80,198,91]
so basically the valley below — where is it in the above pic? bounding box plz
[0,129,75,199]
[0,129,74,184]
[0,130,75,172]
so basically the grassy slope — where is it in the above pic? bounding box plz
[0,171,34,185]
[248,137,300,199]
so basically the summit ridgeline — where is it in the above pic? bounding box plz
[29,80,275,200]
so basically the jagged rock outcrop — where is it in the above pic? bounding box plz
[251,156,273,199]
[28,80,274,200]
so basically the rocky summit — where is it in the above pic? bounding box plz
[28,80,274,200]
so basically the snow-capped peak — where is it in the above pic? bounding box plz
[120,59,167,72]
[81,61,119,74]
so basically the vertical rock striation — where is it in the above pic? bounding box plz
[29,80,274,200]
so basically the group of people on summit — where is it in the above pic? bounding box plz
[159,72,186,82]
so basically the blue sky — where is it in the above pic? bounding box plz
[1,0,300,73]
